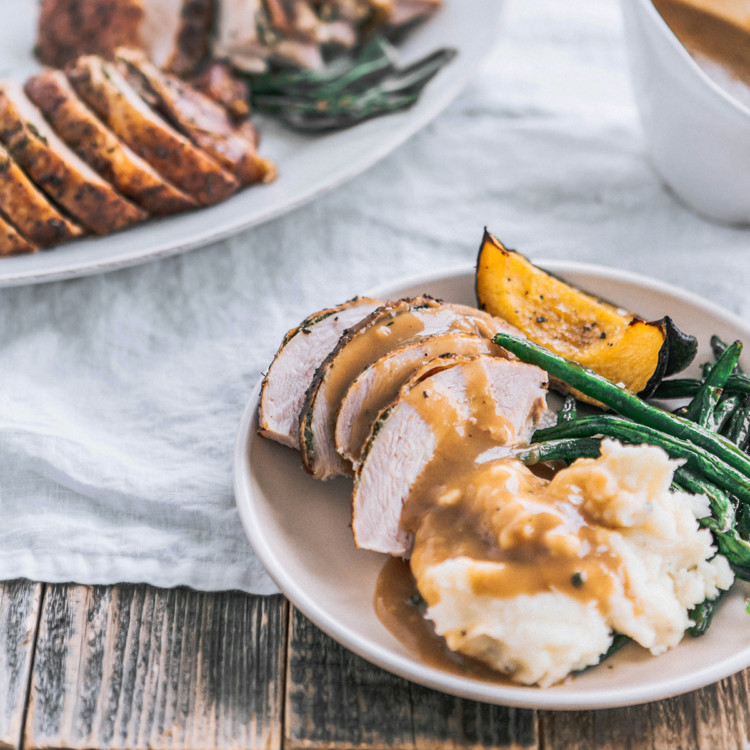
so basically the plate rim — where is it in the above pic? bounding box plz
[0,2,507,288]
[234,261,750,710]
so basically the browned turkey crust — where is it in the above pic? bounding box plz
[36,0,144,68]
[299,296,518,480]
[66,56,239,206]
[116,48,276,186]
[0,213,38,256]
[190,61,251,123]
[0,142,83,247]
[259,296,382,448]
[36,0,213,76]
[167,0,216,76]
[25,69,197,217]
[0,83,147,235]
[138,0,213,76]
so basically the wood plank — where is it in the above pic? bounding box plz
[25,584,287,750]
[0,580,43,750]
[284,607,538,750]
[538,670,750,750]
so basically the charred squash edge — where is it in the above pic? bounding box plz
[475,229,697,400]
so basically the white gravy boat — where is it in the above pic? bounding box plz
[620,0,750,224]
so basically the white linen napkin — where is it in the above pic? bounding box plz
[2,0,749,595]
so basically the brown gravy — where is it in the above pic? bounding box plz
[374,557,515,684]
[395,360,623,611]
[654,0,750,86]
[321,301,500,429]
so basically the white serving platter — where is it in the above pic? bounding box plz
[0,0,504,286]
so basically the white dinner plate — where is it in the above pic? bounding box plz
[0,1,503,287]
[233,262,750,710]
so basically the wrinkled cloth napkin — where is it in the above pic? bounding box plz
[2,0,750,595]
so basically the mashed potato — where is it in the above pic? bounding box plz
[410,439,734,687]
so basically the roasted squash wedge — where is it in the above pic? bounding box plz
[475,230,697,399]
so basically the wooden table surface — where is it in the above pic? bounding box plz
[2,579,750,750]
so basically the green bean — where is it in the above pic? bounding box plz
[494,333,750,478]
[513,437,602,465]
[684,341,742,427]
[653,373,750,400]
[532,415,750,505]
[711,335,744,373]
[674,467,735,533]
[726,374,750,395]
[251,39,457,131]
[685,385,722,429]
[711,395,740,434]
[713,535,750,580]
[653,379,701,399]
[724,398,750,448]
[737,503,750,541]
[668,470,750,579]
[688,592,727,636]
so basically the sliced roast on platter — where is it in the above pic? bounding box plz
[0,81,147,235]
[36,0,144,69]
[298,296,518,480]
[115,48,274,186]
[351,354,549,556]
[139,0,215,76]
[36,0,214,76]
[24,69,197,216]
[258,296,383,449]
[335,332,508,467]
[37,0,443,76]
[0,141,83,247]
[66,56,239,206]
[0,214,38,256]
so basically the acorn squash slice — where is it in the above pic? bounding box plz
[475,230,697,399]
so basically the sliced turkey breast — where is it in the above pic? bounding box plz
[214,0,269,74]
[258,296,382,449]
[190,61,251,123]
[0,82,146,235]
[36,0,144,68]
[0,142,83,247]
[335,332,508,468]
[139,0,185,71]
[299,296,519,480]
[165,0,215,76]
[115,48,275,186]
[25,70,197,216]
[140,0,214,76]
[352,354,549,556]
[67,56,239,206]
[0,214,37,256]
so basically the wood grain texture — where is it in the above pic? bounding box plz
[285,606,537,750]
[25,584,287,750]
[539,671,750,750]
[0,580,42,750]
